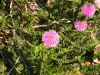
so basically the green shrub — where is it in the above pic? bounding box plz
[0,0,100,75]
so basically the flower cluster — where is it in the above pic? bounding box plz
[74,20,87,31]
[28,1,98,47]
[82,3,96,17]
[74,2,97,31]
[42,2,98,47]
[42,30,59,47]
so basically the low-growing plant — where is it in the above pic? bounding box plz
[0,0,100,75]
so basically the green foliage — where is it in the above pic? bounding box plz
[0,0,100,75]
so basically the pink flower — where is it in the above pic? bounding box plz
[28,2,38,10]
[82,3,96,17]
[74,20,88,31]
[94,0,100,8]
[42,30,59,47]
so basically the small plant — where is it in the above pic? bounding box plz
[0,0,100,75]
